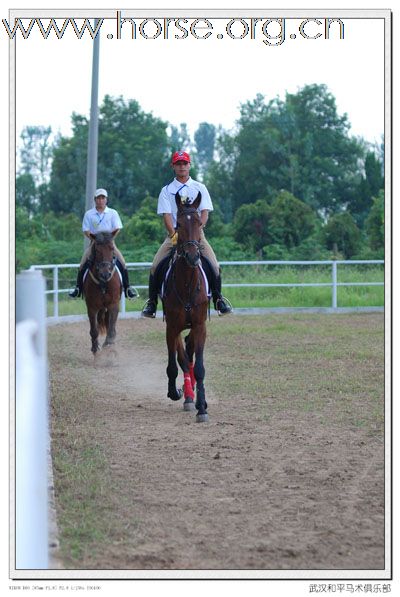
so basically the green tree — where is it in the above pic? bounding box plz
[268,190,317,249]
[232,199,272,255]
[365,190,384,252]
[194,122,216,178]
[204,127,237,223]
[19,125,54,186]
[16,173,37,215]
[17,126,56,215]
[44,113,88,215]
[207,84,365,217]
[348,150,384,227]
[324,211,361,258]
[42,211,82,242]
[169,122,193,154]
[122,195,164,246]
[45,96,170,216]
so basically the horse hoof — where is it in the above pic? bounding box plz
[168,389,183,402]
[196,413,209,423]
[183,398,195,411]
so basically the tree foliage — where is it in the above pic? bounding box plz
[45,96,171,216]
[232,191,317,257]
[15,85,385,269]
[208,84,365,216]
[324,211,361,258]
[194,122,216,178]
[365,190,384,252]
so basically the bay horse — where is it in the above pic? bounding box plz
[83,231,122,355]
[162,192,210,422]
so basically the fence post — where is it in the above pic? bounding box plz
[332,261,338,309]
[53,266,59,319]
[15,270,49,569]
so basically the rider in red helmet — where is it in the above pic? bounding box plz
[141,151,232,318]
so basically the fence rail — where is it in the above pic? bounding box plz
[29,259,384,320]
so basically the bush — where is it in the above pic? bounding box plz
[324,211,361,258]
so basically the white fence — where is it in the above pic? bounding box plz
[15,270,49,570]
[29,259,384,320]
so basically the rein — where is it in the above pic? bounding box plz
[168,255,207,327]
[88,266,117,286]
[88,244,117,291]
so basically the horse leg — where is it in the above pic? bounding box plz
[184,332,196,392]
[194,325,208,422]
[166,327,182,401]
[177,335,195,411]
[88,310,100,354]
[103,306,118,347]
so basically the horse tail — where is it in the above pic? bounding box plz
[97,309,109,335]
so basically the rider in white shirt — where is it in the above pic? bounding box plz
[69,188,137,299]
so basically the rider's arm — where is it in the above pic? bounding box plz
[200,209,209,228]
[163,213,176,237]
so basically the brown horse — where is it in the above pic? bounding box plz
[83,231,122,355]
[162,192,210,422]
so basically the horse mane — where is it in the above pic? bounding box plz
[93,232,114,244]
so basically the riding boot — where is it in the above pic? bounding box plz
[142,274,158,318]
[211,273,233,315]
[120,267,139,299]
[69,265,86,298]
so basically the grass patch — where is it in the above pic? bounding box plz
[207,313,384,430]
[49,372,123,564]
[45,264,384,316]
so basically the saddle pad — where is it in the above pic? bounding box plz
[161,262,210,299]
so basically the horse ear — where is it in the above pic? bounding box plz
[175,192,183,210]
[111,229,119,238]
[192,191,202,210]
[89,233,96,241]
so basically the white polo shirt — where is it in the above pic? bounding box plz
[82,206,123,234]
[157,177,213,228]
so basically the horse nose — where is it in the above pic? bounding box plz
[99,268,112,281]
[186,252,200,267]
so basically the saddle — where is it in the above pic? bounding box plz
[156,251,212,301]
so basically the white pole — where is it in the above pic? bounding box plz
[15,270,48,569]
[53,266,59,319]
[84,19,100,250]
[332,261,338,309]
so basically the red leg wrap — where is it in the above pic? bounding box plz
[189,363,196,391]
[183,373,194,399]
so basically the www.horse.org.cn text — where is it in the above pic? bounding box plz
[2,15,345,45]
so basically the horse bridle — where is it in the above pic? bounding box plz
[89,245,117,288]
[178,239,201,266]
[176,207,202,266]
[95,254,117,274]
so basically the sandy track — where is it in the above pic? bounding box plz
[48,315,385,573]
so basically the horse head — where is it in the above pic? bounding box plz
[175,191,202,268]
[90,231,117,282]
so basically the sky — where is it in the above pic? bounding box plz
[12,9,387,151]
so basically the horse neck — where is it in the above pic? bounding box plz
[174,255,201,291]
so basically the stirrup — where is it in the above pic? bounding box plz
[142,299,157,318]
[69,286,81,298]
[125,286,139,300]
[215,296,233,316]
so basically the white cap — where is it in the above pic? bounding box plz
[94,188,108,198]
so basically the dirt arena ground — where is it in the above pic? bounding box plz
[48,313,385,575]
